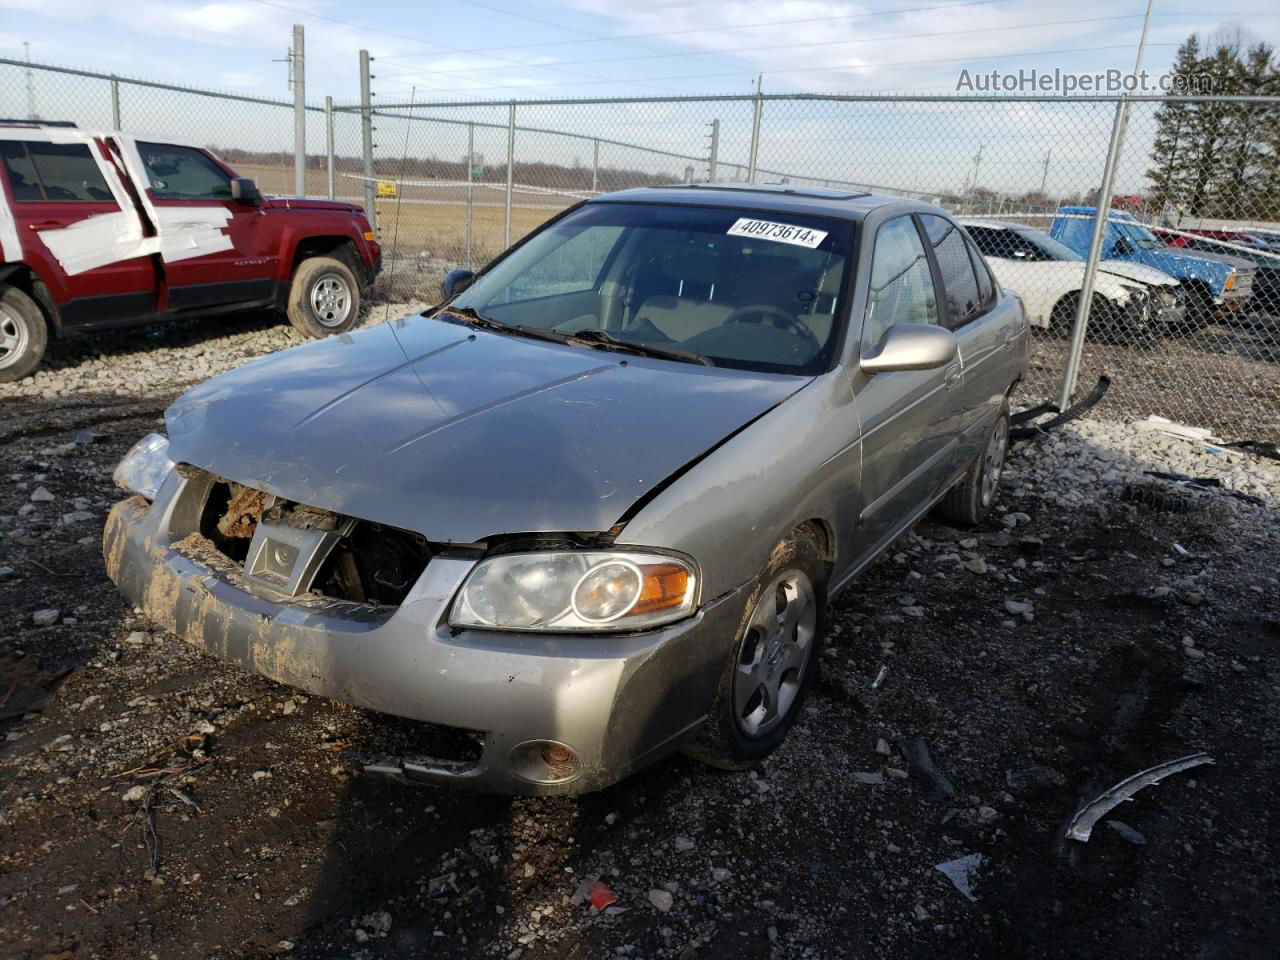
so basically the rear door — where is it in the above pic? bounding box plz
[846,214,961,568]
[919,214,1015,460]
[0,137,155,325]
[119,139,279,312]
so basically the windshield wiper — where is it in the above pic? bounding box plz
[567,329,713,366]
[436,306,570,345]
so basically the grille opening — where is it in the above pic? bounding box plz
[365,714,486,766]
[315,521,432,606]
[194,478,432,606]
[199,480,264,563]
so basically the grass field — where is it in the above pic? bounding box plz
[235,162,576,266]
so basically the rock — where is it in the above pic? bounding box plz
[252,770,271,781]
[965,558,989,575]
[1179,590,1206,606]
[122,785,147,802]
[674,836,695,852]
[124,631,148,645]
[875,738,891,756]
[710,867,732,883]
[1004,599,1035,618]
[60,511,94,525]
[281,699,297,716]
[851,771,885,785]
[647,889,674,912]
[30,487,55,503]
[31,608,60,626]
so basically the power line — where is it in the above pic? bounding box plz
[374,42,1183,98]
[378,13,1155,78]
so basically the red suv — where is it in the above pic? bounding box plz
[0,122,381,381]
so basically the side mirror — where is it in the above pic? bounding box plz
[441,268,476,300]
[230,177,261,204]
[861,323,958,374]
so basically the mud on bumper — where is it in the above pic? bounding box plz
[103,481,745,795]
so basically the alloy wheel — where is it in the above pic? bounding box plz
[309,274,353,328]
[733,569,817,738]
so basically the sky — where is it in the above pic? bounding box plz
[0,1,1277,199]
[2,0,1277,102]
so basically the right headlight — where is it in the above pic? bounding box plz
[113,433,176,501]
[450,550,698,632]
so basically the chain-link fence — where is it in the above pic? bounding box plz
[1,58,1277,440]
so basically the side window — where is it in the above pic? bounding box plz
[921,214,982,328]
[1,140,113,202]
[967,226,1016,259]
[501,225,623,303]
[136,142,232,200]
[966,236,996,307]
[864,215,939,348]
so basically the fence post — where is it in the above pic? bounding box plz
[359,49,376,231]
[324,96,336,200]
[747,76,763,183]
[466,122,474,267]
[591,139,599,194]
[1058,100,1130,409]
[708,118,719,182]
[504,101,516,248]
[292,24,306,197]
[110,76,121,130]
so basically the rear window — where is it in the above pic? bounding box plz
[0,140,114,203]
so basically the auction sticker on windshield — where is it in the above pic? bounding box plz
[727,218,828,248]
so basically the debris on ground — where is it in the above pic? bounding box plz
[935,853,986,902]
[586,880,617,911]
[903,737,957,799]
[1066,753,1217,842]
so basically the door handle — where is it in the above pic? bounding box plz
[943,363,962,388]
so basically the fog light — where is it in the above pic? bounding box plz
[509,739,581,784]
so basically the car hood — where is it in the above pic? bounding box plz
[262,196,364,214]
[165,314,807,543]
[1096,259,1178,286]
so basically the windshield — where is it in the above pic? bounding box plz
[449,201,854,374]
[1118,221,1164,250]
[1017,228,1082,262]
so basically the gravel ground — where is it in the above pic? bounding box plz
[1,308,1278,960]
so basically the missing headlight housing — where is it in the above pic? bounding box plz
[450,550,697,632]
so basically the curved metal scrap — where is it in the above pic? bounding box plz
[1066,752,1215,843]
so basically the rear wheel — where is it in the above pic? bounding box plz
[0,285,48,383]
[287,256,361,338]
[937,399,1009,526]
[685,527,827,770]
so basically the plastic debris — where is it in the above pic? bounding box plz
[903,737,956,799]
[935,853,985,902]
[587,880,617,911]
[1066,752,1215,842]
[851,771,885,785]
[871,664,889,689]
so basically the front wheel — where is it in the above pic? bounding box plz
[684,527,827,771]
[287,256,362,338]
[0,285,49,383]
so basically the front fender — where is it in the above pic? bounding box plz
[614,371,855,600]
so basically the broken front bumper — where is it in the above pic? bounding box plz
[103,475,746,795]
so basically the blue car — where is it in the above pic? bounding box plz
[1051,207,1255,326]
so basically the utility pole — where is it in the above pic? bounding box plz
[969,144,984,194]
[1040,150,1051,196]
[23,42,36,120]
[708,118,720,182]
[747,75,763,184]
[290,24,306,197]
[359,49,376,230]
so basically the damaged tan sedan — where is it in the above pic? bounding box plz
[105,185,1028,794]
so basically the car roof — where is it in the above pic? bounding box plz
[589,183,935,222]
[958,218,1045,232]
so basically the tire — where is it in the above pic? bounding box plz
[0,285,49,383]
[937,399,1010,526]
[286,256,361,338]
[684,526,828,771]
[1184,286,1215,331]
